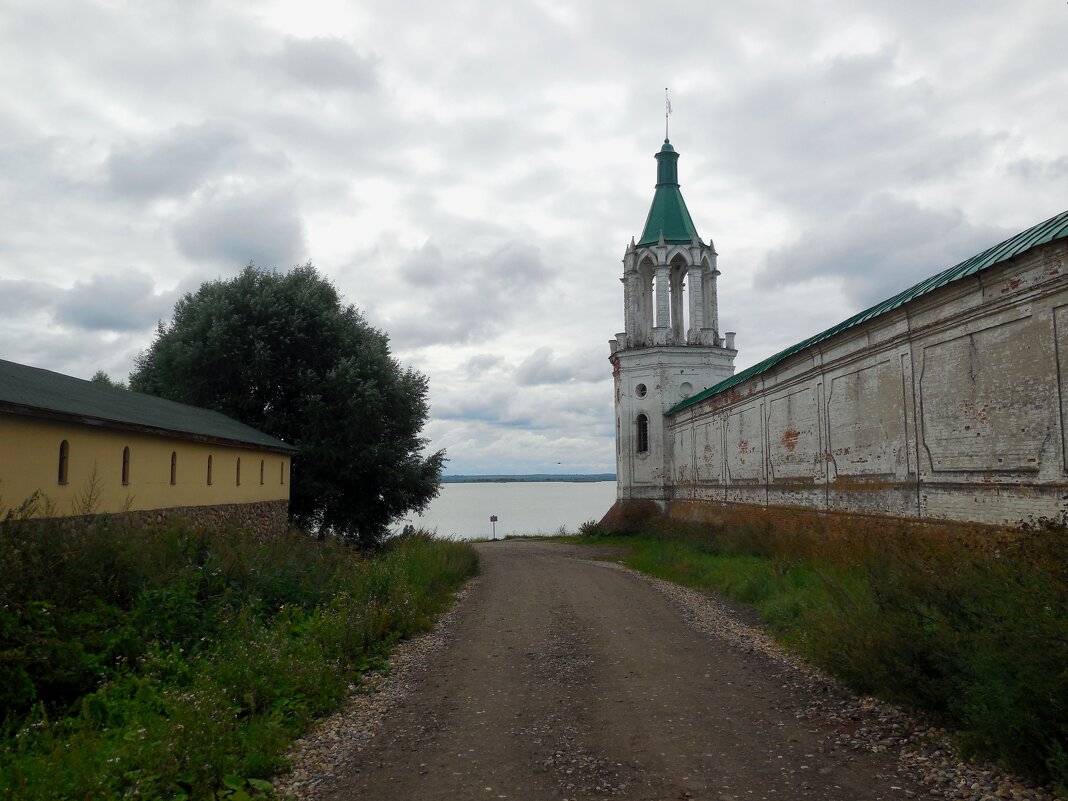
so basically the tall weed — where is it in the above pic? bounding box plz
[586,511,1068,788]
[0,513,477,800]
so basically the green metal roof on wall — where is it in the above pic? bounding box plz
[0,359,297,453]
[637,140,704,247]
[669,207,1068,416]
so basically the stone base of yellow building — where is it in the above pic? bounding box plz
[6,499,291,540]
[123,499,290,538]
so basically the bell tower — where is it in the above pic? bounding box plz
[609,138,737,503]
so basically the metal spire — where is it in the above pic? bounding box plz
[664,87,672,140]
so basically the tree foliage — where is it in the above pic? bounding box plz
[129,264,444,544]
[89,370,126,390]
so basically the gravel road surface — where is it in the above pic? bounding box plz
[279,540,1057,801]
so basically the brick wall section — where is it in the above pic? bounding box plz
[665,239,1068,527]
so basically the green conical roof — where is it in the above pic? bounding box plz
[637,139,703,247]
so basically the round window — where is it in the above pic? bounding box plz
[679,381,694,398]
[635,383,647,398]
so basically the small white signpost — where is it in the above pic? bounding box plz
[490,514,498,540]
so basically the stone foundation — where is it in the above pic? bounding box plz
[123,500,290,538]
[4,499,292,539]
[602,497,1029,553]
[663,497,1013,536]
[598,498,664,532]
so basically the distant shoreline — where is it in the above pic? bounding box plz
[440,473,615,484]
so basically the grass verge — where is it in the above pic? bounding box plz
[0,508,477,800]
[578,511,1068,790]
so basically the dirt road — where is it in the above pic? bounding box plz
[321,540,926,800]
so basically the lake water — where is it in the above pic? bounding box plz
[405,481,618,540]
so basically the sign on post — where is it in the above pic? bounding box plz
[490,514,498,540]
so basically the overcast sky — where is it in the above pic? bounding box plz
[2,1,1066,474]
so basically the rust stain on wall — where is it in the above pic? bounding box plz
[781,429,801,452]
[1001,277,1022,293]
[960,399,990,424]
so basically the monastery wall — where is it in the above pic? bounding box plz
[665,239,1068,526]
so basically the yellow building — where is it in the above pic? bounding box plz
[0,359,295,533]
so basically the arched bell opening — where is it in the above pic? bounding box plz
[669,254,689,343]
[700,254,720,344]
[637,256,656,344]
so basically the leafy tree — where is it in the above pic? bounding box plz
[130,264,444,545]
[90,370,126,389]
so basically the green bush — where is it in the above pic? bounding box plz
[0,513,477,800]
[577,520,604,538]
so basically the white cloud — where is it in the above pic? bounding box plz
[1,0,1066,473]
[758,195,1009,307]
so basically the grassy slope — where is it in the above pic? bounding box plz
[578,514,1068,789]
[0,514,477,801]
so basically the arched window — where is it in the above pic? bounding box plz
[121,447,130,485]
[58,440,69,485]
[260,459,265,485]
[236,457,241,486]
[636,414,649,454]
[207,454,213,486]
[170,452,177,485]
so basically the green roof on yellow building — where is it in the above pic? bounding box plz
[0,359,297,453]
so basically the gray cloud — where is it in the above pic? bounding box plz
[463,353,503,377]
[706,48,1002,217]
[1,326,147,384]
[432,388,519,426]
[173,187,306,268]
[53,272,177,332]
[106,123,251,199]
[510,383,614,433]
[758,195,1009,307]
[0,273,174,335]
[384,239,551,347]
[429,375,612,437]
[273,36,378,92]
[515,347,603,387]
[400,241,450,287]
[0,278,53,315]
[1006,157,1068,183]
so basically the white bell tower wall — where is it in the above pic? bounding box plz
[611,242,736,502]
